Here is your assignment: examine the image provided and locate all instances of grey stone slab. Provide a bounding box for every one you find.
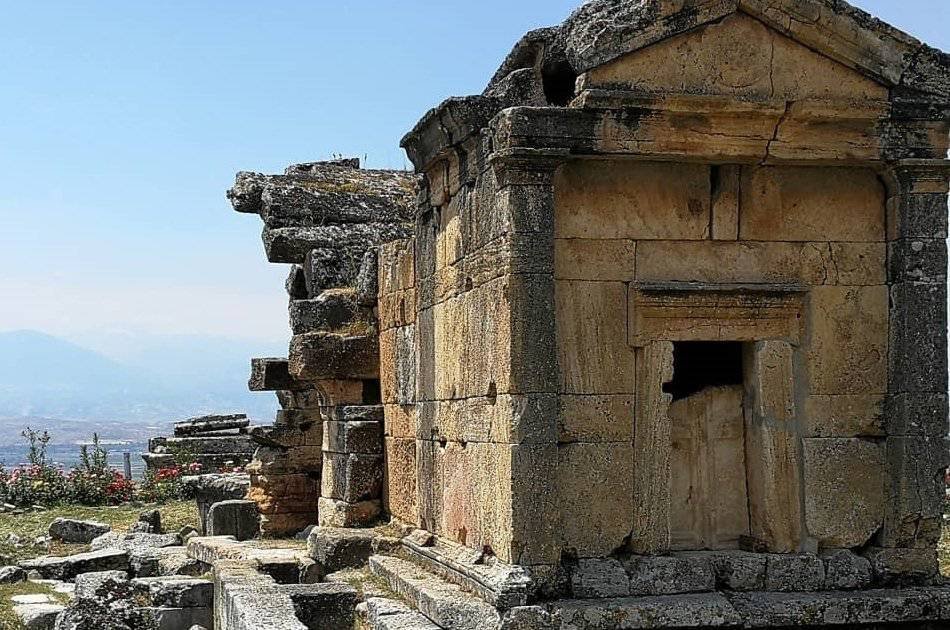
[13,602,64,630]
[552,593,740,629]
[174,414,249,436]
[366,597,441,630]
[881,435,948,549]
[623,555,716,596]
[307,527,398,573]
[570,558,629,599]
[888,238,948,283]
[290,292,364,335]
[678,551,767,592]
[20,548,129,581]
[90,531,180,553]
[323,420,383,455]
[74,570,128,600]
[821,549,872,590]
[48,518,111,544]
[885,392,950,436]
[141,606,213,630]
[207,500,259,541]
[0,565,26,584]
[248,357,311,392]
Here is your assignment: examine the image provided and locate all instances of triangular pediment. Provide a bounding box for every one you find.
[583,12,888,101]
[562,0,950,100]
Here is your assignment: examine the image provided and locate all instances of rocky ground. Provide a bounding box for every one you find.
[0,501,197,629]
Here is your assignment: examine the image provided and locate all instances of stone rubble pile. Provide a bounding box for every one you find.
[143,414,256,472]
[231,158,415,537]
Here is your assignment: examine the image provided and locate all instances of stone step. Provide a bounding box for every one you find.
[400,530,530,609]
[550,587,950,629]
[369,554,501,630]
[366,597,441,630]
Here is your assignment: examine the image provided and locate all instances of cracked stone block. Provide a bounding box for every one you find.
[623,555,715,596]
[822,549,872,590]
[570,558,629,599]
[764,554,825,592]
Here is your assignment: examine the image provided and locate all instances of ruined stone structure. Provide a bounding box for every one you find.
[232,159,414,536]
[143,414,256,472]
[230,1,950,627]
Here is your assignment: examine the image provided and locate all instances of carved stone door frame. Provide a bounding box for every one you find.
[628,282,806,554]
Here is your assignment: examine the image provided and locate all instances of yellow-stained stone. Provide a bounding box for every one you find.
[804,438,885,548]
[803,395,885,437]
[554,239,636,281]
[557,442,636,558]
[586,13,888,102]
[554,161,710,240]
[558,394,634,443]
[739,166,885,242]
[556,280,635,394]
[808,286,888,395]
[384,437,418,525]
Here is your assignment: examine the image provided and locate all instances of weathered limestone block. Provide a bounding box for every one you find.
[317,497,381,528]
[289,290,366,335]
[379,239,415,293]
[416,393,556,445]
[885,392,949,436]
[259,513,317,537]
[379,325,416,405]
[881,436,949,548]
[306,527,399,573]
[630,341,673,555]
[803,395,884,437]
[764,554,825,592]
[317,379,368,406]
[323,420,382,455]
[207,500,259,541]
[277,388,322,410]
[863,547,939,585]
[19,549,129,581]
[555,280,634,394]
[384,437,418,524]
[623,555,716,596]
[321,452,383,503]
[49,518,111,544]
[739,166,885,241]
[558,394,633,443]
[554,161,710,240]
[887,192,949,240]
[248,357,310,392]
[803,438,884,549]
[745,341,801,553]
[174,414,249,436]
[808,285,888,395]
[889,281,948,394]
[556,442,634,558]
[289,332,379,381]
[570,558,629,599]
[554,239,635,281]
[182,473,250,535]
[246,472,321,514]
[552,593,740,629]
[822,549,872,590]
[678,551,767,592]
[384,403,416,439]
[583,13,888,103]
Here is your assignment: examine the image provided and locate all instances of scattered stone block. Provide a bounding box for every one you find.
[20,548,129,581]
[13,602,64,630]
[181,473,250,535]
[90,532,180,553]
[74,570,128,600]
[623,555,715,596]
[283,583,358,630]
[570,558,629,599]
[130,509,162,534]
[306,527,399,573]
[0,565,26,584]
[764,554,825,592]
[207,500,259,541]
[48,518,111,544]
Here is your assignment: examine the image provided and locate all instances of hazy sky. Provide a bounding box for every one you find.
[1,1,947,342]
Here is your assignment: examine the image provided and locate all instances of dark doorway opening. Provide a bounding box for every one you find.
[663,341,743,401]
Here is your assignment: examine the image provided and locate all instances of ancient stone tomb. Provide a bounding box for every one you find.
[233,0,950,617]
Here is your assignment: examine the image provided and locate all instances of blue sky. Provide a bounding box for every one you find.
[1,1,947,343]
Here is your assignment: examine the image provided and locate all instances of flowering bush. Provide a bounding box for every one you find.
[0,428,239,509]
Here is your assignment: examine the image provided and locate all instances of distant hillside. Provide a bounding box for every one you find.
[0,330,282,431]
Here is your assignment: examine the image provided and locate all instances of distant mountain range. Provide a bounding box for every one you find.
[0,330,283,442]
